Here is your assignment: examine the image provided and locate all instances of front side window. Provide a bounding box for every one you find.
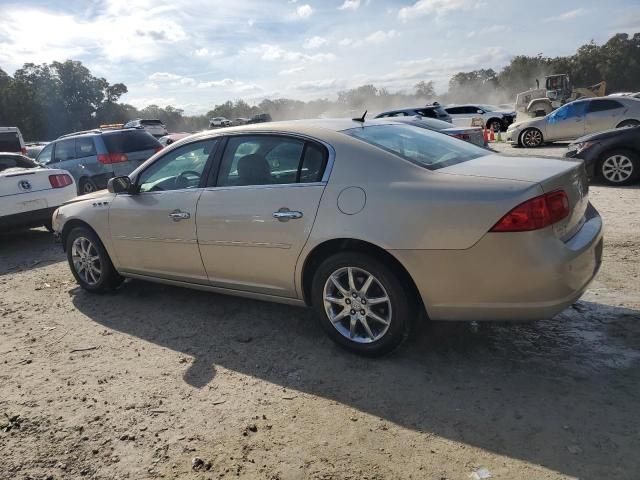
[53,139,76,162]
[37,143,54,164]
[217,135,326,187]
[137,139,217,193]
[344,124,489,170]
[446,107,463,115]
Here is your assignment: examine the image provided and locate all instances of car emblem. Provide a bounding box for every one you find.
[18,180,31,191]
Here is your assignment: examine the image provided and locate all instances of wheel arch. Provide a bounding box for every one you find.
[60,219,101,252]
[615,119,640,128]
[595,147,640,179]
[300,238,423,312]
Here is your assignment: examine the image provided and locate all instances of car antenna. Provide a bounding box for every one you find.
[352,110,367,123]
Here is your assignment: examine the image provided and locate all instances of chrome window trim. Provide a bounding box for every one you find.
[152,130,337,185]
[202,182,326,193]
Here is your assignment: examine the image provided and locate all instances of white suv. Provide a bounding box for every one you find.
[445,104,517,132]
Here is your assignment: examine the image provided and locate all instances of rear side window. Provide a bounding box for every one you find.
[445,107,463,114]
[76,137,96,157]
[216,135,328,187]
[54,139,76,161]
[102,131,161,153]
[141,120,163,125]
[587,100,623,113]
[344,124,489,170]
[0,132,21,152]
[416,108,436,118]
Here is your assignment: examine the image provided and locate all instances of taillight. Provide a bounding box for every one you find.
[49,174,73,188]
[98,153,129,164]
[21,147,28,155]
[452,133,471,141]
[154,146,163,153]
[490,190,570,232]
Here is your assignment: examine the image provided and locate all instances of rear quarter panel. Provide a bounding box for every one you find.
[302,130,543,253]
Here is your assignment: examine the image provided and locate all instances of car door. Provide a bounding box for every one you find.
[50,138,81,181]
[196,134,329,298]
[585,99,625,134]
[545,101,587,140]
[108,139,219,282]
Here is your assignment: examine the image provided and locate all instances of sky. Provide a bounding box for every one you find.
[0,0,638,114]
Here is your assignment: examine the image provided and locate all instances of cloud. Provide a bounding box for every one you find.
[303,36,329,49]
[398,0,486,22]
[149,72,183,81]
[544,9,586,22]
[194,47,223,57]
[340,30,399,47]
[279,66,306,75]
[197,79,261,92]
[296,78,346,91]
[467,25,511,38]
[251,44,336,63]
[295,4,313,19]
[338,0,361,11]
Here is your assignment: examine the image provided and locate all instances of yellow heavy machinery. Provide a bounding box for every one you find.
[515,74,606,117]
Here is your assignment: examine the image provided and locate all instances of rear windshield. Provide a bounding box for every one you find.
[140,120,163,125]
[0,155,38,172]
[343,124,489,170]
[0,132,21,152]
[102,130,161,153]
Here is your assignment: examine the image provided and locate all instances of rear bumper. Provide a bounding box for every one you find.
[392,205,603,321]
[0,206,57,231]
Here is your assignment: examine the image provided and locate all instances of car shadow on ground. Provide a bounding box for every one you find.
[71,279,640,479]
[0,228,64,276]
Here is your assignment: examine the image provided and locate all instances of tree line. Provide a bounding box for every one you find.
[0,33,638,141]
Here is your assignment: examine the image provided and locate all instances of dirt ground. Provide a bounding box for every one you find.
[1,144,639,480]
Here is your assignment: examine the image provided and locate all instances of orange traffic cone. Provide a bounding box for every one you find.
[483,127,489,144]
[489,126,495,142]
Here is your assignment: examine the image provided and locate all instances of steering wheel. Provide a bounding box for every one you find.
[175,170,201,189]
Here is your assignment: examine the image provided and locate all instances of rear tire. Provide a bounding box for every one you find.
[597,149,640,186]
[616,120,640,128]
[519,128,544,148]
[79,178,97,195]
[311,252,415,356]
[66,226,123,292]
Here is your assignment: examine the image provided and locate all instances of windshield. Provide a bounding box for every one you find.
[0,132,21,151]
[344,124,489,170]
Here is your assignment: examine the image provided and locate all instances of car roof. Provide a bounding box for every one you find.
[57,127,146,140]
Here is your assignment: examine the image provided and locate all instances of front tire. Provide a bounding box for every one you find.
[598,149,640,186]
[519,128,544,148]
[66,227,123,292]
[311,252,415,356]
[487,118,504,133]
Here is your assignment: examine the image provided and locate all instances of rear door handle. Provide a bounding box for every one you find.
[169,210,191,221]
[273,208,303,222]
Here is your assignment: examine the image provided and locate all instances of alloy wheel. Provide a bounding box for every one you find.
[522,129,542,147]
[71,237,102,285]
[323,266,392,344]
[82,181,95,194]
[602,154,634,183]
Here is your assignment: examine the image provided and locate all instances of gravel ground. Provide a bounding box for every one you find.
[1,145,639,480]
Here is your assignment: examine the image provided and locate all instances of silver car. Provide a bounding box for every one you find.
[52,119,603,356]
[507,97,640,148]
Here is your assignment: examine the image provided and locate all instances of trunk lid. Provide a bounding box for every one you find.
[0,167,56,197]
[440,154,589,241]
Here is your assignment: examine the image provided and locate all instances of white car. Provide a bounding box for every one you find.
[1,153,76,232]
[445,104,517,132]
[209,117,232,128]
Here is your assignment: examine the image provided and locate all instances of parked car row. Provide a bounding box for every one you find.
[375,103,517,133]
[209,113,273,129]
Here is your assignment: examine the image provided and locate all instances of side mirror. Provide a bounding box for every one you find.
[107,176,133,194]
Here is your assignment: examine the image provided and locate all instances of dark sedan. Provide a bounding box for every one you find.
[565,126,640,186]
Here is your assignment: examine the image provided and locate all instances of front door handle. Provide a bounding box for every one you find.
[273,208,303,222]
[169,210,191,221]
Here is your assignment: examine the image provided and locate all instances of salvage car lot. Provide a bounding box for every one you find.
[1,149,639,479]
